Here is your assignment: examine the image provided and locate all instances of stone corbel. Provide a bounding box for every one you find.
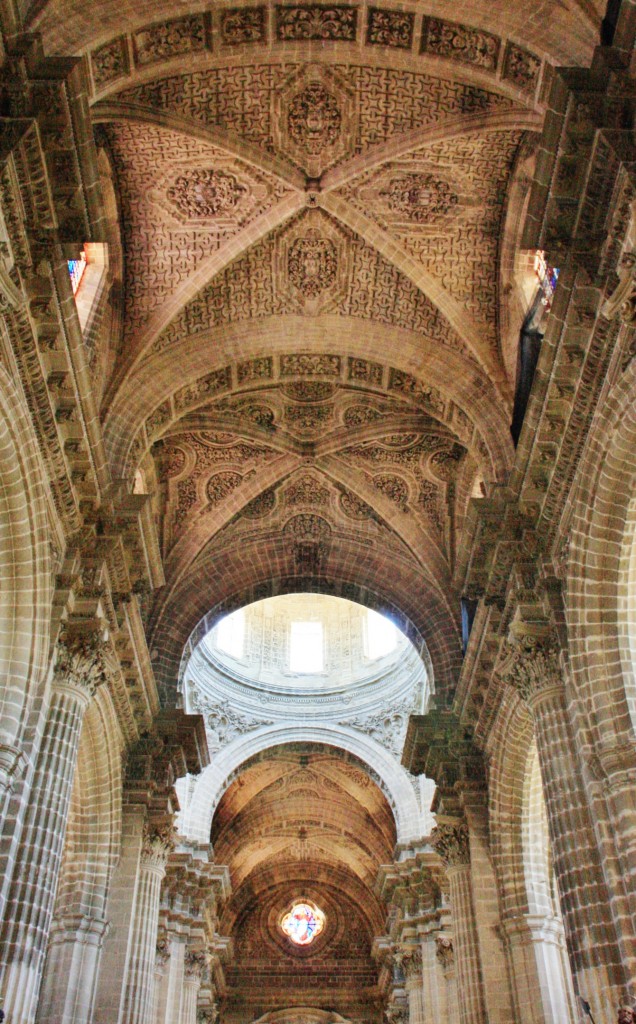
[603,251,636,324]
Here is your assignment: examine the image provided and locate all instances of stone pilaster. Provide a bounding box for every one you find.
[181,952,207,1024]
[430,821,487,1024]
[395,945,423,1024]
[37,914,110,1024]
[501,629,628,1018]
[154,928,187,1024]
[0,626,110,1024]
[501,913,576,1024]
[119,824,174,1024]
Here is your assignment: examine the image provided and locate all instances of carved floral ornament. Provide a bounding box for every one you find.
[435,935,454,969]
[54,627,113,697]
[288,232,338,298]
[166,168,248,220]
[141,822,176,867]
[497,630,563,705]
[380,173,459,222]
[287,83,342,155]
[429,821,470,867]
[394,945,423,978]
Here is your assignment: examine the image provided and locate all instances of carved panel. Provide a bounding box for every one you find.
[274,5,357,41]
[91,37,128,87]
[421,17,500,70]
[133,15,208,66]
[367,8,414,49]
[221,7,267,44]
[273,65,356,176]
[502,42,542,94]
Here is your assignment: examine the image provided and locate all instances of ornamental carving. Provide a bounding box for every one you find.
[221,7,266,44]
[394,945,423,978]
[275,4,357,40]
[284,513,332,541]
[339,490,375,520]
[421,17,500,70]
[166,169,247,220]
[281,353,341,377]
[288,233,338,297]
[503,42,542,93]
[429,822,470,866]
[91,37,127,86]
[242,489,277,519]
[133,15,207,65]
[284,475,331,506]
[287,84,342,155]
[156,935,171,967]
[206,471,243,506]
[141,823,175,867]
[191,693,274,750]
[184,951,207,978]
[435,935,454,970]
[54,628,112,697]
[373,475,409,510]
[367,8,414,49]
[498,632,563,705]
[283,381,336,402]
[381,174,458,222]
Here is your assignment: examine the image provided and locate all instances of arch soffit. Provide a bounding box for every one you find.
[151,552,460,706]
[104,322,515,484]
[566,359,636,739]
[0,356,53,746]
[183,726,423,846]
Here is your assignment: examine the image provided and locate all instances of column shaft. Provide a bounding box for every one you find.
[36,913,109,1024]
[0,678,91,1022]
[119,839,168,1024]
[447,864,488,1024]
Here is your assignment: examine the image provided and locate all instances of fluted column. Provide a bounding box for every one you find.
[501,631,628,1018]
[0,627,109,1023]
[396,946,424,1024]
[37,913,109,1024]
[181,952,206,1024]
[430,822,487,1024]
[502,913,575,1024]
[154,929,187,1024]
[120,825,173,1024]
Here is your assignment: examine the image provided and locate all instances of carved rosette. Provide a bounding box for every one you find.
[499,632,563,706]
[435,935,454,971]
[429,822,470,868]
[54,627,112,700]
[141,823,175,869]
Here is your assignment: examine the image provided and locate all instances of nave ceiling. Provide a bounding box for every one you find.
[4,0,604,713]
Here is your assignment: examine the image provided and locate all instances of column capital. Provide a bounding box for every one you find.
[184,950,207,980]
[429,821,470,868]
[498,628,563,706]
[141,823,175,870]
[435,934,454,972]
[394,944,422,979]
[54,624,113,700]
[197,1007,219,1024]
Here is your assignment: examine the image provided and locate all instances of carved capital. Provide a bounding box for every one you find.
[155,934,171,968]
[385,1004,408,1024]
[184,950,207,980]
[394,944,422,979]
[197,1008,218,1024]
[499,631,562,705]
[429,822,470,867]
[141,822,175,869]
[435,934,454,970]
[54,626,112,699]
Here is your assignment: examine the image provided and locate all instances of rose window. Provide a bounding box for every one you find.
[280,902,325,946]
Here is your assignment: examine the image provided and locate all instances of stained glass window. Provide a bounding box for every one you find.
[67,249,87,295]
[280,902,325,946]
[534,250,559,310]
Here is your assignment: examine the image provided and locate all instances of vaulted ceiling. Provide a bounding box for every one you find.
[212,743,396,1017]
[27,1,603,707]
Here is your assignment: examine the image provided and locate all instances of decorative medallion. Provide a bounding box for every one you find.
[167,169,247,220]
[273,66,355,176]
[280,901,326,945]
[381,173,458,222]
[287,83,342,155]
[288,231,338,297]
